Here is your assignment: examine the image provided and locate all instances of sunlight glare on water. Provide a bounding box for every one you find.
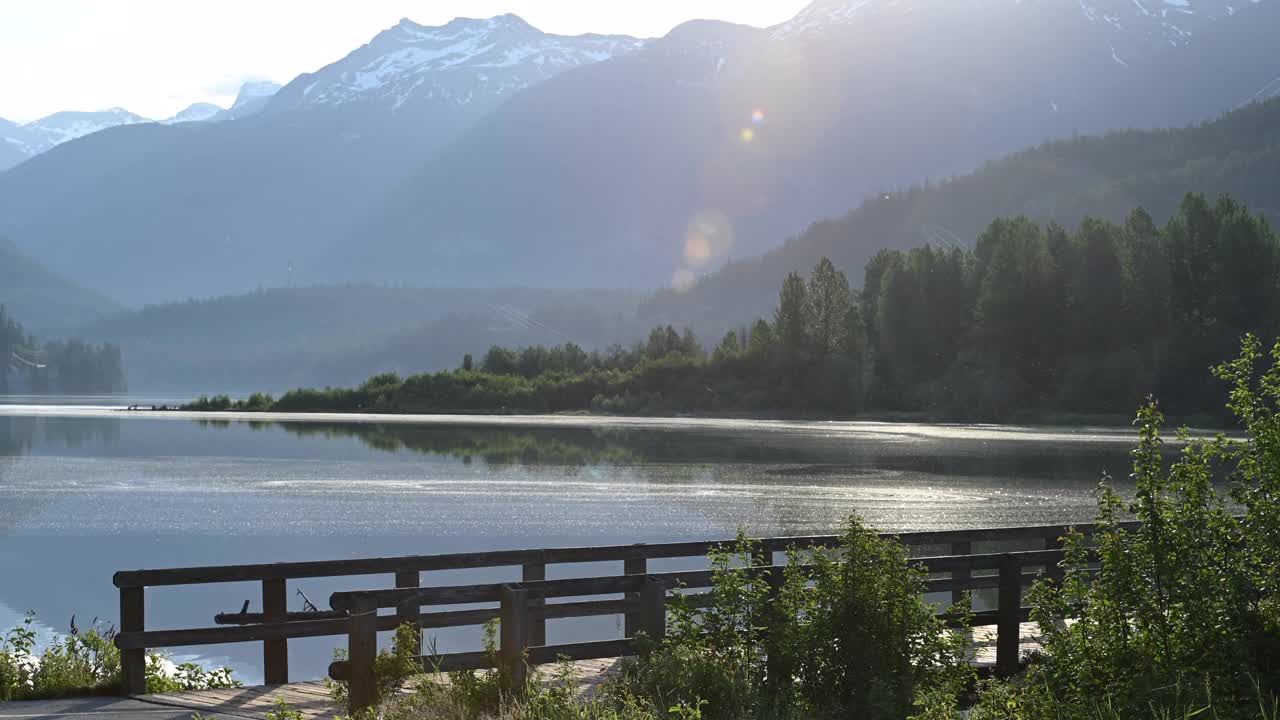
[0,404,1172,683]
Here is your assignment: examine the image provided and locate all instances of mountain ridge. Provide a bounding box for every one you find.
[0,237,122,336]
[2,2,1276,302]
[0,80,282,170]
[635,95,1280,337]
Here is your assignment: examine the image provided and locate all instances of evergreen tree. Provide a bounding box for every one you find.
[775,272,810,378]
[805,258,852,361]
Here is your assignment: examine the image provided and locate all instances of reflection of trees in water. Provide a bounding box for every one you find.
[257,420,1153,485]
[255,421,1156,534]
[0,416,122,454]
[269,422,645,469]
[0,415,121,536]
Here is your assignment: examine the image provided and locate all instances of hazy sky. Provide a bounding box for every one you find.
[0,1,811,123]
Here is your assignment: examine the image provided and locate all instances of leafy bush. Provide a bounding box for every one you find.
[618,522,971,720]
[0,613,239,701]
[935,336,1280,719]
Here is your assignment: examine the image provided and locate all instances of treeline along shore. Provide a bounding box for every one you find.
[0,305,126,395]
[188,193,1278,423]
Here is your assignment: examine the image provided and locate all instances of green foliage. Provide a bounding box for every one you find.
[264,697,305,720]
[0,305,126,395]
[193,196,1280,422]
[927,336,1280,719]
[0,613,237,701]
[0,614,37,701]
[646,97,1280,347]
[617,520,971,720]
[330,523,965,720]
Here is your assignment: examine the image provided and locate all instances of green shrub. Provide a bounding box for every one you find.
[949,336,1280,719]
[618,522,971,720]
[0,613,238,701]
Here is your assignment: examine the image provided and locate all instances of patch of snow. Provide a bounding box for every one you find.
[294,14,645,112]
[3,136,34,154]
[21,108,151,151]
[162,102,224,124]
[230,81,282,109]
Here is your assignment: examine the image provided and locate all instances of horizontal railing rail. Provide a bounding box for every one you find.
[328,549,1083,712]
[111,522,1119,696]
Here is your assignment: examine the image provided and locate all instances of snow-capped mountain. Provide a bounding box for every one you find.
[222,81,281,120]
[269,14,645,116]
[0,81,282,169]
[0,108,148,170]
[163,102,224,124]
[161,82,282,124]
[23,108,149,151]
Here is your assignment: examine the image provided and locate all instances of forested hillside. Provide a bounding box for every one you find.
[640,97,1280,336]
[74,286,642,391]
[0,306,126,395]
[204,193,1275,421]
[0,238,120,335]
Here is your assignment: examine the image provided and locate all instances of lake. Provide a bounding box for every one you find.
[0,400,1157,684]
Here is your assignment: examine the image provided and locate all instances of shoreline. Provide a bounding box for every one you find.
[0,403,1221,443]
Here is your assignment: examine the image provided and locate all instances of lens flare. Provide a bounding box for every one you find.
[683,210,734,269]
[685,233,713,264]
[752,109,765,125]
[740,128,755,143]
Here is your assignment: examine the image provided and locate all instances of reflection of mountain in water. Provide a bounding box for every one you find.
[0,415,121,535]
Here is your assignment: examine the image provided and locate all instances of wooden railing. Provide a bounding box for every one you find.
[112,522,1105,701]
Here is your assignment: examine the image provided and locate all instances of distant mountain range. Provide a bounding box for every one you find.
[1,0,1277,307]
[0,81,282,171]
[266,15,643,129]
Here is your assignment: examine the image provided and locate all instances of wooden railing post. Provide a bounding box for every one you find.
[640,576,666,641]
[950,541,972,608]
[262,578,289,685]
[395,570,422,656]
[623,556,646,637]
[119,585,146,696]
[522,562,546,647]
[347,596,379,715]
[996,554,1021,677]
[1044,534,1066,586]
[500,585,529,687]
[757,548,789,689]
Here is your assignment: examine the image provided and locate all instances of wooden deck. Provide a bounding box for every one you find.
[142,681,335,719]
[94,623,1043,720]
[128,657,625,719]
[94,523,1090,716]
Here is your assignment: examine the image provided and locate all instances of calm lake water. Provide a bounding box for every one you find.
[0,400,1160,684]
